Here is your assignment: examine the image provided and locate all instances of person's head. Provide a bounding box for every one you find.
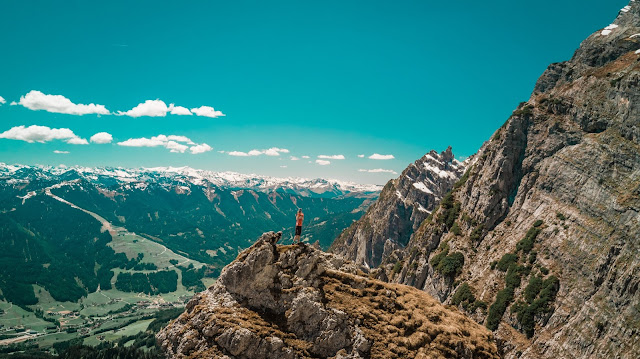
[298,208,302,214]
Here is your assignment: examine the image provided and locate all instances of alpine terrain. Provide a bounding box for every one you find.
[333,2,640,358]
[158,232,500,359]
[0,164,379,352]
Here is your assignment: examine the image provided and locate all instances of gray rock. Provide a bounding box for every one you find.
[157,232,500,359]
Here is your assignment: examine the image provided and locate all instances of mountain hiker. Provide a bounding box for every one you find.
[294,208,304,243]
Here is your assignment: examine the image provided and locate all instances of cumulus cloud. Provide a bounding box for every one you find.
[118,99,169,117]
[90,132,113,144]
[290,156,300,161]
[168,104,192,116]
[120,102,224,118]
[369,153,395,160]
[228,151,250,156]
[358,168,398,174]
[0,125,88,144]
[165,135,195,144]
[280,165,287,168]
[166,141,189,153]
[189,143,213,154]
[226,147,289,157]
[316,159,331,166]
[318,154,345,160]
[264,147,289,156]
[117,134,207,154]
[53,150,69,154]
[301,156,310,159]
[66,137,89,145]
[17,90,110,115]
[0,96,5,105]
[358,154,365,158]
[191,106,225,118]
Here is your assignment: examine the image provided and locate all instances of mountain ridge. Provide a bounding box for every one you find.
[333,1,640,358]
[0,163,382,199]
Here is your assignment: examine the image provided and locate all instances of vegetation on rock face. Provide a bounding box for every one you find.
[516,226,542,254]
[452,282,487,313]
[437,192,462,230]
[486,223,559,336]
[497,253,518,272]
[430,243,465,278]
[511,275,560,338]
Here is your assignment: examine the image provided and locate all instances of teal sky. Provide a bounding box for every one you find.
[0,0,630,184]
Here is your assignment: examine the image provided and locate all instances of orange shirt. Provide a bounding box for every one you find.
[296,212,304,226]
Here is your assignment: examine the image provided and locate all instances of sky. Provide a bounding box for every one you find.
[0,0,630,184]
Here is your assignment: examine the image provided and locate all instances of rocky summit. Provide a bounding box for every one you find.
[331,147,466,269]
[335,2,640,358]
[157,232,500,359]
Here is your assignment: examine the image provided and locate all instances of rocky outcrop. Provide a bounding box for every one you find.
[336,2,640,358]
[157,232,499,359]
[330,147,465,268]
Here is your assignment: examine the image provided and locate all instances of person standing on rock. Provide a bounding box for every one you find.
[294,208,304,243]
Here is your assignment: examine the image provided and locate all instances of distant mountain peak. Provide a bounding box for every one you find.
[0,163,382,198]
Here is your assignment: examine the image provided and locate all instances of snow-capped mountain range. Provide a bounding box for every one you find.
[0,163,382,198]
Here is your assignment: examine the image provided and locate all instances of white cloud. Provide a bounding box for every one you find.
[10,101,17,106]
[358,168,398,174]
[53,150,69,154]
[66,137,89,145]
[290,156,300,161]
[369,153,395,160]
[0,96,5,105]
[0,125,88,144]
[316,159,331,166]
[280,165,287,168]
[118,99,169,118]
[118,137,165,148]
[302,155,310,159]
[191,106,225,118]
[264,147,289,156]
[117,134,206,154]
[228,151,249,156]
[17,90,110,115]
[168,104,192,116]
[358,154,365,158]
[190,143,213,154]
[318,154,345,160]
[166,141,189,153]
[90,132,113,144]
[165,135,195,144]
[227,147,289,157]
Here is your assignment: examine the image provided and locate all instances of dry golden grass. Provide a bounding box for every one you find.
[322,270,499,359]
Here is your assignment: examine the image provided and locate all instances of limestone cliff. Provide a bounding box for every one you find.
[330,147,465,269]
[337,2,640,358]
[157,232,499,359]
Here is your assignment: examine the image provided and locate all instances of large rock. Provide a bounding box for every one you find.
[157,231,500,359]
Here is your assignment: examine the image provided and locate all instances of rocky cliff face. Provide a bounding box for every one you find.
[157,232,499,359]
[330,147,465,269]
[337,2,640,358]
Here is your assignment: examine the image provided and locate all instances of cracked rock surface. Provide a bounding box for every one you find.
[157,231,499,359]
